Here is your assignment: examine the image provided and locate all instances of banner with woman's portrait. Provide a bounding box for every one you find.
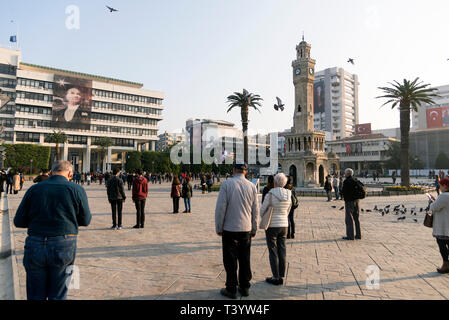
[52,75,92,130]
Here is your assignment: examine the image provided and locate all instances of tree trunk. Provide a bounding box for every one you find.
[241,106,249,165]
[56,145,60,161]
[399,104,411,187]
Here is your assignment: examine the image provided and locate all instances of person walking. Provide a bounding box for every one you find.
[392,171,397,184]
[324,175,333,202]
[99,173,104,185]
[13,171,21,194]
[106,168,126,230]
[341,168,362,241]
[127,172,134,190]
[132,169,148,229]
[429,178,449,273]
[435,175,441,196]
[171,177,182,214]
[6,171,13,195]
[181,176,193,213]
[13,160,91,300]
[259,173,291,286]
[200,174,207,194]
[215,163,259,299]
[262,175,274,203]
[333,175,340,200]
[284,176,298,239]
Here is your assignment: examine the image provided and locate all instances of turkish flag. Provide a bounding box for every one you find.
[427,108,443,128]
[346,144,351,155]
[355,123,372,135]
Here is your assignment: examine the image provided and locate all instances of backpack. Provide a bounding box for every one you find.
[353,179,366,200]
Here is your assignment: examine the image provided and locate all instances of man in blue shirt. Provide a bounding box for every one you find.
[14,160,92,300]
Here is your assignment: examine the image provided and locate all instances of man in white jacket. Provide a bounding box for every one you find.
[215,163,259,299]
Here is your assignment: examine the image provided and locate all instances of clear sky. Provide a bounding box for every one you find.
[1,0,449,135]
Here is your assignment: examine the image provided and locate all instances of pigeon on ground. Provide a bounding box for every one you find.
[366,210,372,213]
[398,217,406,221]
[413,219,418,223]
[374,205,378,211]
[339,207,345,210]
[331,206,337,209]
[361,209,364,213]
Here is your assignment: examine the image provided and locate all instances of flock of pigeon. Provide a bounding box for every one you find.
[331,203,430,223]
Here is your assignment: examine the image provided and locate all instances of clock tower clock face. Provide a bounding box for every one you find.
[295,68,301,75]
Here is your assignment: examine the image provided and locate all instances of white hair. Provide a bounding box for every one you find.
[345,168,354,176]
[51,160,73,173]
[274,173,288,188]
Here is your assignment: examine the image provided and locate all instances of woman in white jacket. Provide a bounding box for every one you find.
[260,173,292,285]
[430,178,449,273]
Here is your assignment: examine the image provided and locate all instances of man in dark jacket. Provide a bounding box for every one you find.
[33,169,50,183]
[132,169,148,229]
[341,168,361,241]
[106,168,126,230]
[127,172,134,190]
[14,160,91,300]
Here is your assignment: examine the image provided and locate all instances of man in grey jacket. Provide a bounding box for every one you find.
[215,163,259,299]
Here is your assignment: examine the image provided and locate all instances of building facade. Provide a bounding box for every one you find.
[410,127,449,169]
[156,131,185,152]
[0,47,163,172]
[313,67,359,140]
[279,39,339,187]
[327,133,398,174]
[412,84,449,130]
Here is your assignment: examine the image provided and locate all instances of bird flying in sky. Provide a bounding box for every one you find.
[106,6,118,12]
[274,97,285,111]
[347,58,355,65]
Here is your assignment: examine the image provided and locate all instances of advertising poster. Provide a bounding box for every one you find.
[314,80,325,114]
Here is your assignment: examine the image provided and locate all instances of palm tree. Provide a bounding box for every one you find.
[46,130,68,161]
[94,137,113,172]
[377,78,439,187]
[226,89,263,165]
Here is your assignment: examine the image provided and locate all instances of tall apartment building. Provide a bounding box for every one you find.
[156,131,185,152]
[0,47,164,172]
[313,67,359,140]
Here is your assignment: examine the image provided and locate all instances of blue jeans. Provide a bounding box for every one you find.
[334,186,339,200]
[23,235,77,300]
[184,197,191,211]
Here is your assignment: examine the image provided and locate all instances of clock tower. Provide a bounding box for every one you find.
[292,39,316,133]
[279,38,339,187]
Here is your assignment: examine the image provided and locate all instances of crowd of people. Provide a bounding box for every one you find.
[10,159,449,300]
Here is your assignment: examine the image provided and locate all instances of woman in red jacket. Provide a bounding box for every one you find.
[171,177,182,214]
[132,169,148,228]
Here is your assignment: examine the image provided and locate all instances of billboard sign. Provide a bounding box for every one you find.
[314,80,325,114]
[52,75,92,130]
[346,142,363,155]
[355,123,372,135]
[426,106,449,129]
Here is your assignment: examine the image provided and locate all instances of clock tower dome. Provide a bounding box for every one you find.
[292,38,316,133]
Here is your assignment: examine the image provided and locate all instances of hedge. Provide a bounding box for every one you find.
[3,143,51,174]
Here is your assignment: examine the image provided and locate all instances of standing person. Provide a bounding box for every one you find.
[99,173,103,185]
[13,160,91,300]
[106,168,126,230]
[104,172,111,187]
[333,175,340,200]
[435,175,441,196]
[171,177,182,214]
[262,175,275,203]
[259,173,291,286]
[206,174,213,193]
[13,171,21,194]
[392,171,397,184]
[341,168,362,241]
[6,171,13,194]
[0,170,5,195]
[181,176,193,213]
[429,178,449,273]
[200,174,207,194]
[324,175,333,202]
[86,173,91,186]
[338,176,344,200]
[132,169,148,229]
[33,169,51,183]
[215,163,259,299]
[127,172,134,190]
[20,172,25,190]
[284,177,298,239]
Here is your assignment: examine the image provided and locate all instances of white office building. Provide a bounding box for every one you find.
[313,67,359,140]
[412,84,449,130]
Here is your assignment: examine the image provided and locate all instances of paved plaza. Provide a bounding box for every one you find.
[5,181,449,300]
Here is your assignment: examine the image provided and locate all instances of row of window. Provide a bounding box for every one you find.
[0,64,16,76]
[92,137,135,147]
[92,89,162,105]
[90,124,156,136]
[16,91,53,102]
[0,105,15,114]
[0,77,17,89]
[17,78,54,90]
[1,131,13,141]
[91,112,158,126]
[15,104,52,115]
[92,101,162,116]
[16,132,40,143]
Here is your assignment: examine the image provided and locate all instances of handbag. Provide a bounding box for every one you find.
[259,193,274,230]
[423,212,433,228]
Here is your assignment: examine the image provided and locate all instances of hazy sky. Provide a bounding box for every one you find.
[1,0,449,135]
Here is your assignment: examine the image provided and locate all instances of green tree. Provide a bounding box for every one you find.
[377,78,439,186]
[125,151,141,173]
[45,130,68,161]
[384,141,424,170]
[3,144,50,174]
[435,152,449,169]
[94,137,114,171]
[226,89,263,165]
